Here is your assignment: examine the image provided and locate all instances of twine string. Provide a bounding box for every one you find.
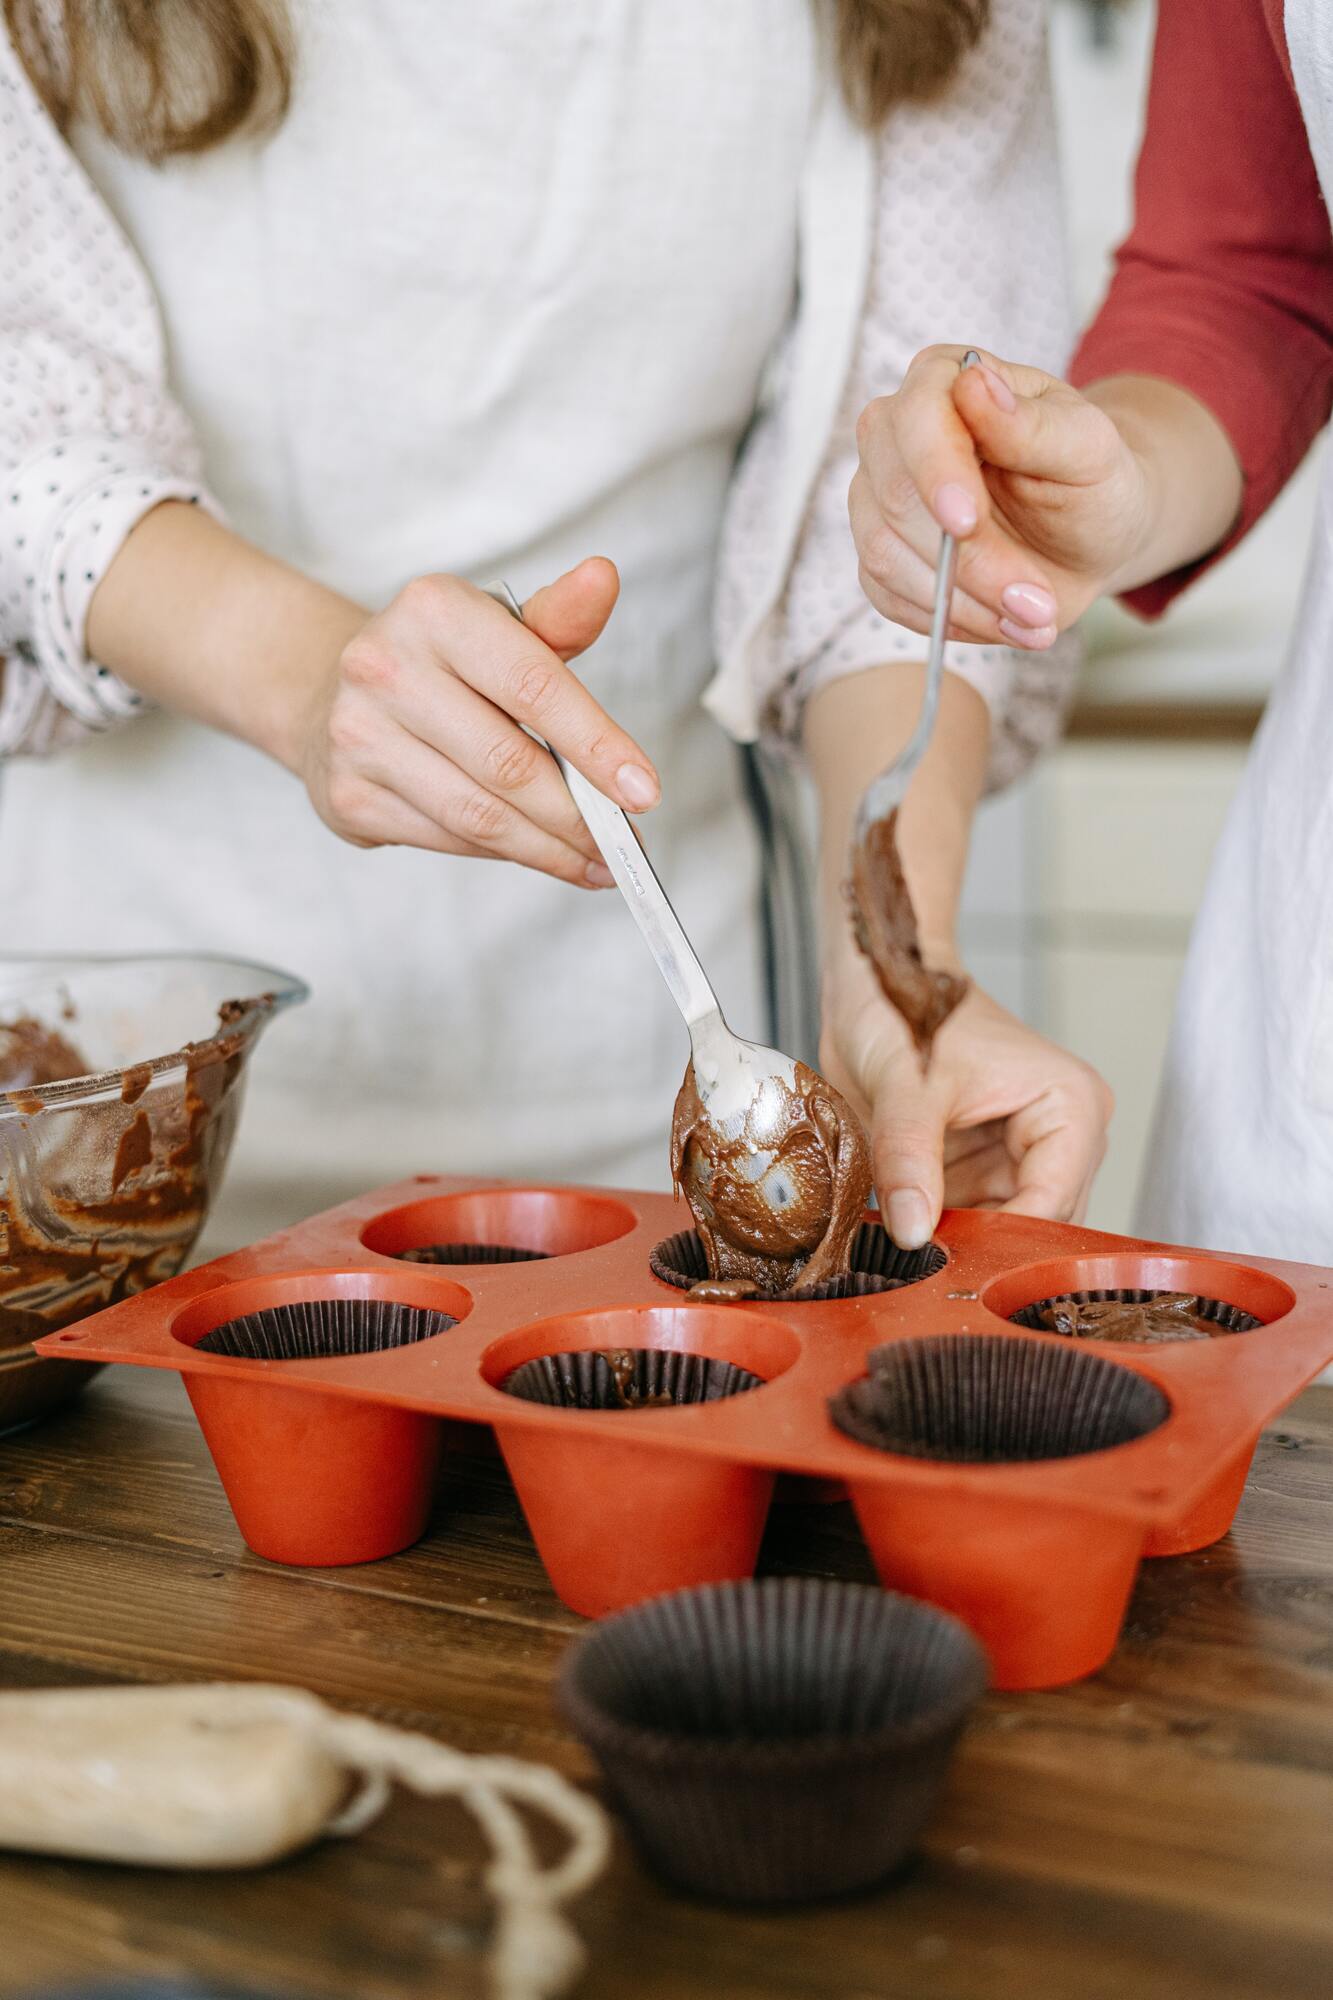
[310,1707,611,2000]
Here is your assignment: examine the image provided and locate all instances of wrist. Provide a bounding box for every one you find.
[820,876,963,983]
[260,594,367,776]
[1083,375,1243,595]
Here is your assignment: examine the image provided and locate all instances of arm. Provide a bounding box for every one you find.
[84,501,660,885]
[804,664,1110,1246]
[719,0,1076,788]
[0,31,660,882]
[850,0,1333,642]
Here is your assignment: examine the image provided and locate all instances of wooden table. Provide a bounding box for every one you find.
[2,1369,1331,2000]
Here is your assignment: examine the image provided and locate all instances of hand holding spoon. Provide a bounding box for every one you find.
[485,583,871,1291]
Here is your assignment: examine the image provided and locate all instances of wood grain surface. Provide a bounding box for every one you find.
[1,1368,1330,2000]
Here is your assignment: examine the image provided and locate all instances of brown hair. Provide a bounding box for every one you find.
[834,0,990,125]
[5,0,988,162]
[5,0,293,163]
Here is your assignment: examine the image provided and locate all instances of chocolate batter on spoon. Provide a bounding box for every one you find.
[848,810,968,1064]
[671,1055,872,1298]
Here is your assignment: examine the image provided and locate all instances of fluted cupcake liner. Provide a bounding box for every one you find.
[1008,1286,1259,1341]
[196,1298,455,1360]
[501,1346,762,1410]
[829,1333,1169,1463]
[558,1576,986,1902]
[397,1241,549,1266]
[649,1222,945,1302]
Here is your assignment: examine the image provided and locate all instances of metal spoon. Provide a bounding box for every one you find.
[854,347,981,842]
[485,581,802,1138]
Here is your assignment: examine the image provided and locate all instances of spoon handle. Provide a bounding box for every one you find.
[484,582,724,1036]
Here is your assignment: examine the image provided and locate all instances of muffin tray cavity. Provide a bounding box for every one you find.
[36,1179,1333,1689]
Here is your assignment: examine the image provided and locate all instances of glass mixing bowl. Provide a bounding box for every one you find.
[0,954,307,1431]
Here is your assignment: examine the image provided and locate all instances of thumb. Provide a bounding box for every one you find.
[954,364,1120,487]
[870,1062,947,1250]
[522,556,620,662]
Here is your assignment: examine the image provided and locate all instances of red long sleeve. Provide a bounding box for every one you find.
[1069,0,1333,618]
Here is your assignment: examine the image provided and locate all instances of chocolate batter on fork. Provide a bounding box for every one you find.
[848,810,968,1063]
[670,1055,872,1298]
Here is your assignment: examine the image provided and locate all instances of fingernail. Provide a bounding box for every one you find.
[585,860,615,888]
[998,617,1057,650]
[979,364,1017,413]
[1001,581,1057,627]
[886,1189,932,1250]
[616,763,659,810]
[934,482,978,536]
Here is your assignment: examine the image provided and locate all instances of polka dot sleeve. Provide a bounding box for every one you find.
[0,29,222,757]
[716,0,1078,792]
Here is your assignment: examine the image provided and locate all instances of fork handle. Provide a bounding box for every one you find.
[482,582,723,1035]
[856,347,980,836]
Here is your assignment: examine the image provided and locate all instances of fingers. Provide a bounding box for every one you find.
[859,345,993,542]
[998,1078,1112,1225]
[328,722,610,887]
[521,557,620,662]
[405,574,661,813]
[390,666,606,865]
[954,364,1122,488]
[849,472,1009,643]
[868,1060,947,1251]
[851,347,1066,644]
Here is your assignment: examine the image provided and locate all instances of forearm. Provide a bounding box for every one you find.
[86,502,365,771]
[1084,375,1244,596]
[803,662,990,973]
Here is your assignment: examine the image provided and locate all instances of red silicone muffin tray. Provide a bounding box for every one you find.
[35,1176,1333,1690]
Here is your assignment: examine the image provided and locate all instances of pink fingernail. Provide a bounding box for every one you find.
[934,482,978,536]
[616,763,659,810]
[979,365,1017,413]
[585,860,615,888]
[1002,582,1057,627]
[886,1189,932,1250]
[999,617,1057,650]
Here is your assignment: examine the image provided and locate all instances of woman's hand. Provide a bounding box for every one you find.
[848,344,1239,651]
[821,941,1113,1248]
[298,555,660,886]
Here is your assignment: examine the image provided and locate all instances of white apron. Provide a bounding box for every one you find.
[0,2,815,1250]
[1139,0,1333,1260]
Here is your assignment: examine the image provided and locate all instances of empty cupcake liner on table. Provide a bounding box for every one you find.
[558,1577,987,1902]
[35,1175,1333,1688]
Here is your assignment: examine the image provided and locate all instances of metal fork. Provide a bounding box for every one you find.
[854,347,981,841]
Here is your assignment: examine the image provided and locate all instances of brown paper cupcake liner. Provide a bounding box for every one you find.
[557,1575,986,1902]
[196,1298,456,1360]
[501,1347,763,1410]
[397,1241,549,1266]
[1008,1286,1260,1341]
[649,1222,945,1302]
[829,1333,1169,1463]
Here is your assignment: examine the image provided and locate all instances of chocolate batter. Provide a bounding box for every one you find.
[847,810,968,1063]
[1,995,275,1345]
[596,1348,675,1409]
[1037,1293,1231,1344]
[0,1017,89,1091]
[670,1056,872,1298]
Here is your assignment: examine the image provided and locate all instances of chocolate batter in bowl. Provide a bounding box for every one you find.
[0,954,306,1431]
